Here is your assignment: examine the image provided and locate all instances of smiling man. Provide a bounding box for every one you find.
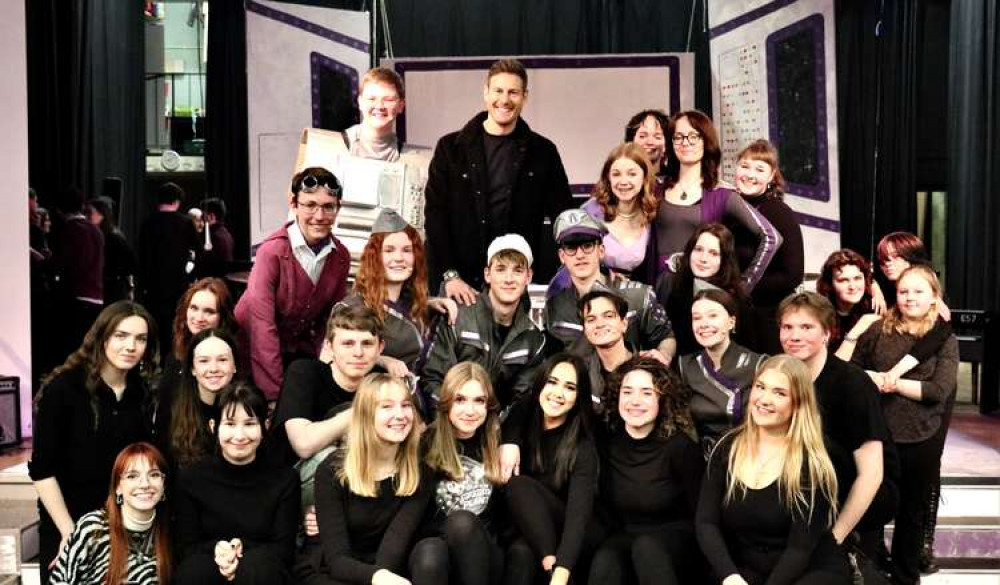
[578,289,634,411]
[544,209,675,365]
[235,167,350,401]
[424,58,573,302]
[421,233,546,417]
[340,67,405,161]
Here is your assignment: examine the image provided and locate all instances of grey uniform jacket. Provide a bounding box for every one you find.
[543,273,673,354]
[421,292,546,417]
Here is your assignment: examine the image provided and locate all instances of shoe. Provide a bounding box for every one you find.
[919,547,940,575]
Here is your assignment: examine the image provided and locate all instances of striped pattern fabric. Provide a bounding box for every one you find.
[50,510,159,585]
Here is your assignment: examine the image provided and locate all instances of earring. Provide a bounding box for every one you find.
[116,493,123,505]
[160,492,167,503]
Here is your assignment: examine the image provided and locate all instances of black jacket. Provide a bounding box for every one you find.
[424,112,573,290]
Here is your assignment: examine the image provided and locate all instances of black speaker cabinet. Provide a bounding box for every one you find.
[0,376,22,448]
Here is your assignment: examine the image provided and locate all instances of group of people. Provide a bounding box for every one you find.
[27,59,958,585]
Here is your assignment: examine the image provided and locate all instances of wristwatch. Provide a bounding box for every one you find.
[442,269,460,282]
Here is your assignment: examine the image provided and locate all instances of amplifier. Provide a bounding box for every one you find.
[0,377,21,449]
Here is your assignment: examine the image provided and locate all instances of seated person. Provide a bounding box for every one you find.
[271,304,385,466]
[544,209,674,364]
[421,234,546,418]
[235,167,350,400]
[173,383,300,584]
[678,289,766,454]
[336,209,456,378]
[577,290,636,412]
[696,356,850,585]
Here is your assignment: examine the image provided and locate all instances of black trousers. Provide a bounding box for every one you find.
[589,526,705,585]
[891,437,946,585]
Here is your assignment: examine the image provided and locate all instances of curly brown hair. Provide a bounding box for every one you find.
[353,224,430,333]
[591,143,658,224]
[604,356,697,441]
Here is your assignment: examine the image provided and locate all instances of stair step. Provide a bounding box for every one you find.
[940,480,1000,519]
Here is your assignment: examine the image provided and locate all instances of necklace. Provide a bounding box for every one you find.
[680,191,688,201]
[617,209,639,219]
[752,446,785,486]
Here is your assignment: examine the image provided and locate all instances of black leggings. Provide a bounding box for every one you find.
[505,475,605,580]
[409,511,504,585]
[589,527,702,585]
[891,438,945,585]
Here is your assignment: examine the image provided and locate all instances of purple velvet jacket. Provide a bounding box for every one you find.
[235,223,349,400]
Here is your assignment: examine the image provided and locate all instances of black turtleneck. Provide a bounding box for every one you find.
[600,428,704,532]
[173,454,300,565]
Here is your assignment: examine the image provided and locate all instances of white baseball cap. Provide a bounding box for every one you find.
[486,233,533,267]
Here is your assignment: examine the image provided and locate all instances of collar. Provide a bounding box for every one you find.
[287,220,331,253]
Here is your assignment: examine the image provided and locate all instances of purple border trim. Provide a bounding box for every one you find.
[246,0,370,52]
[766,13,830,202]
[795,211,839,233]
[709,0,799,39]
[310,52,360,128]
[391,55,681,145]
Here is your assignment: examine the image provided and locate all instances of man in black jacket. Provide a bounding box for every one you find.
[424,58,573,303]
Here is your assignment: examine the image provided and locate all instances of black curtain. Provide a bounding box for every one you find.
[25,0,146,240]
[835,0,921,261]
[206,0,251,258]
[947,0,1000,312]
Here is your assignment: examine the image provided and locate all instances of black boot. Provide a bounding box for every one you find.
[920,482,941,574]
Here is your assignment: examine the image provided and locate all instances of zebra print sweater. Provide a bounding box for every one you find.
[50,510,160,584]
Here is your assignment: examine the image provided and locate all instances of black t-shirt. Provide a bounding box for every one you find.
[483,132,517,240]
[813,355,900,502]
[270,358,357,465]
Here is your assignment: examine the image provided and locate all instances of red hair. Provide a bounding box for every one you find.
[172,278,235,361]
[591,142,658,223]
[105,442,172,585]
[354,225,430,332]
[876,231,929,266]
[736,139,786,197]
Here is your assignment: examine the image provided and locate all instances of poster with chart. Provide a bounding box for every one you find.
[709,0,840,276]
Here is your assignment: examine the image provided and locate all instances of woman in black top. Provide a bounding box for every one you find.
[30,301,158,582]
[173,382,300,583]
[816,249,878,352]
[155,278,236,419]
[51,442,172,585]
[410,361,510,585]
[696,355,849,585]
[87,196,138,304]
[656,223,749,356]
[730,140,804,354]
[505,353,602,585]
[590,356,705,585]
[314,373,432,585]
[155,328,237,468]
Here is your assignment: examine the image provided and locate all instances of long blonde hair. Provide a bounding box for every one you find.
[881,264,940,338]
[424,362,503,484]
[722,355,838,525]
[338,374,422,497]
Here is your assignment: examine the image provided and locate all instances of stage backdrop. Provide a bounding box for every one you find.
[383,54,695,196]
[708,0,841,276]
[245,0,369,245]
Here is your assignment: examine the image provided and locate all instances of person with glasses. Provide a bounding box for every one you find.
[425,59,574,305]
[339,67,406,162]
[235,167,350,401]
[50,442,173,585]
[543,209,675,364]
[655,110,782,293]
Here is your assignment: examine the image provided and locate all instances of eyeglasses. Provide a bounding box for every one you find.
[560,241,599,256]
[299,174,341,196]
[672,132,702,146]
[297,201,340,216]
[122,470,166,484]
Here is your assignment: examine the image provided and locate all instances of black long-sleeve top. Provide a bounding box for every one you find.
[731,195,804,307]
[696,438,846,585]
[315,458,433,584]
[173,455,300,566]
[599,429,704,533]
[29,368,150,519]
[522,423,599,570]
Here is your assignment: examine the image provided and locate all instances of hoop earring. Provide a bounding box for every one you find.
[116,493,123,505]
